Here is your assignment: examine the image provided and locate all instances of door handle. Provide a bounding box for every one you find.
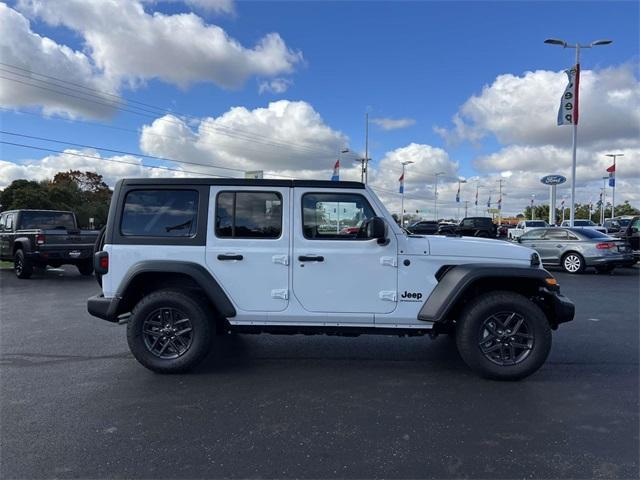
[556,245,563,248]
[217,254,243,261]
[298,255,324,262]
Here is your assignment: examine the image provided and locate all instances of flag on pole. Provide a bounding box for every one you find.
[557,64,580,126]
[598,190,603,207]
[497,196,502,211]
[607,163,615,187]
[456,182,460,203]
[399,173,405,194]
[475,187,478,206]
[561,198,565,209]
[487,194,491,208]
[331,159,340,181]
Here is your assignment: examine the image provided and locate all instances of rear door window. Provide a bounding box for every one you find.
[215,191,282,239]
[121,190,198,237]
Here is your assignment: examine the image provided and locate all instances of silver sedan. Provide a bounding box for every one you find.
[517,227,636,274]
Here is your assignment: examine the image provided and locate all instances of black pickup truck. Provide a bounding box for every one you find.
[0,209,99,279]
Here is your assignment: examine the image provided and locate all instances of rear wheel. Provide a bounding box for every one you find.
[14,249,33,279]
[77,260,94,276]
[562,252,585,274]
[127,289,213,373]
[456,291,552,380]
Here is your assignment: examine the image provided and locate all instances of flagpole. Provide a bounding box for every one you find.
[612,155,615,220]
[568,45,580,227]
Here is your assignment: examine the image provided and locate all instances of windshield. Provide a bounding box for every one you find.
[617,219,631,227]
[527,221,546,227]
[19,211,76,230]
[574,220,595,226]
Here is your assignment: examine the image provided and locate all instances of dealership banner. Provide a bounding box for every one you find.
[557,64,580,126]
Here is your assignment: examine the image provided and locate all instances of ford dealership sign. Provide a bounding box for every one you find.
[540,175,567,186]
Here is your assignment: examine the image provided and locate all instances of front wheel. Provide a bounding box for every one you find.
[456,291,552,380]
[127,289,213,373]
[562,252,585,274]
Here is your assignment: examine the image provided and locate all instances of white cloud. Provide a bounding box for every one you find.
[371,117,416,131]
[139,100,348,175]
[436,65,640,148]
[258,77,293,95]
[16,0,302,90]
[151,0,236,15]
[0,149,188,189]
[0,4,118,119]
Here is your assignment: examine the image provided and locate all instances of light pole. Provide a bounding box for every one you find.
[605,153,623,220]
[601,176,608,225]
[544,37,612,227]
[531,194,536,220]
[456,179,467,221]
[400,160,414,227]
[433,172,445,221]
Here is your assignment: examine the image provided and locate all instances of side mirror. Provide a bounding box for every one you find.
[365,217,388,245]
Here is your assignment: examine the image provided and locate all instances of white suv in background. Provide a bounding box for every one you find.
[509,220,549,240]
[560,219,607,234]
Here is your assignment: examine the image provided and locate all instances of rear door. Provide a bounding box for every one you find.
[205,187,290,312]
[291,188,398,315]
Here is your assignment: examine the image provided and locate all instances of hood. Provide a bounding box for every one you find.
[404,235,534,262]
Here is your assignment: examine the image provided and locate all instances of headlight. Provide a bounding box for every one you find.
[530,252,541,267]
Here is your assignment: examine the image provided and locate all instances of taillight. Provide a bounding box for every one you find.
[95,251,109,274]
[36,233,45,245]
[596,242,615,250]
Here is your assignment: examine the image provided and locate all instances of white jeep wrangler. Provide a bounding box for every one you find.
[88,179,574,380]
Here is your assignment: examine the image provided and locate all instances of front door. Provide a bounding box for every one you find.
[292,188,398,315]
[205,187,290,312]
[537,228,569,263]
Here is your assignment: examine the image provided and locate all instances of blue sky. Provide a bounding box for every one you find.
[1,0,639,215]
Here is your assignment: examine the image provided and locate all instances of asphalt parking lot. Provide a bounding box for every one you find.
[1,265,638,479]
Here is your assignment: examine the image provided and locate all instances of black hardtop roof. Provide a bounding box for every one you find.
[120,178,366,189]
[2,209,74,214]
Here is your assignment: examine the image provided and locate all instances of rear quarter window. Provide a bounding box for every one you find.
[121,190,198,237]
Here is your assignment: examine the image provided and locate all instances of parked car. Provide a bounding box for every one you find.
[611,216,639,260]
[0,209,99,278]
[517,227,635,274]
[603,216,634,234]
[560,219,607,234]
[508,220,548,240]
[407,220,439,235]
[498,224,515,238]
[88,178,574,380]
[437,217,497,238]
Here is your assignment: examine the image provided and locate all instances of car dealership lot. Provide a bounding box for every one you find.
[1,266,638,479]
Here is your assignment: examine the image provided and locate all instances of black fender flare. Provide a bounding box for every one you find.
[116,260,236,318]
[418,263,557,323]
[13,237,32,254]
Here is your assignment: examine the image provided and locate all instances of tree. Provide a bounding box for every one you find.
[0,171,112,228]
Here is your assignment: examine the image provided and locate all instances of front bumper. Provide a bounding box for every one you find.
[87,294,121,323]
[540,287,575,327]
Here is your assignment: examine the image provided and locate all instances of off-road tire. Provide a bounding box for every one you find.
[127,289,213,373]
[77,260,94,276]
[14,249,33,279]
[456,291,552,381]
[561,252,585,274]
